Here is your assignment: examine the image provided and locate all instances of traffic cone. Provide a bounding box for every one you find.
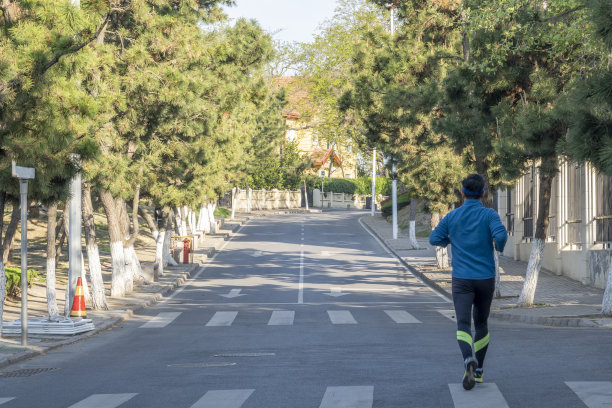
[70,277,87,318]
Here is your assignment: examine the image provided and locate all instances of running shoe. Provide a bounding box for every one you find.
[462,357,477,390]
[474,368,484,383]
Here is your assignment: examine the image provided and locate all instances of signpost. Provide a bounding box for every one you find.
[11,161,35,346]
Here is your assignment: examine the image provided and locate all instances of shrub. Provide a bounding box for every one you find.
[305,175,392,196]
[381,192,411,217]
[4,267,39,297]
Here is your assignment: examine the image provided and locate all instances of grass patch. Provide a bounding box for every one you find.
[4,266,41,297]
[214,207,231,218]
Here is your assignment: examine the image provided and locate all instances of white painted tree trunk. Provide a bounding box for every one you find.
[110,241,127,297]
[247,189,252,213]
[125,245,143,286]
[162,228,177,267]
[189,209,197,234]
[494,250,501,298]
[435,246,450,268]
[231,188,236,220]
[0,262,5,332]
[208,203,217,234]
[85,241,107,310]
[408,221,419,249]
[81,255,92,304]
[517,238,545,307]
[201,207,211,233]
[156,230,165,276]
[601,259,612,315]
[46,256,60,318]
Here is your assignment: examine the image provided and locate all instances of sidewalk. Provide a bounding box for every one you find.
[0,213,262,370]
[361,214,612,329]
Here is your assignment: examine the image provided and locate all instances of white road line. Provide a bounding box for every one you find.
[384,310,422,324]
[298,249,304,304]
[438,310,457,322]
[268,310,295,325]
[190,389,254,408]
[206,311,238,327]
[328,310,358,324]
[358,217,451,303]
[0,398,14,405]
[67,393,138,408]
[139,312,182,328]
[319,386,373,408]
[566,381,612,408]
[448,383,509,408]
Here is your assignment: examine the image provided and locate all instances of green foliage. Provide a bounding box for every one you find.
[381,192,411,217]
[4,267,39,297]
[304,175,391,196]
[249,141,311,190]
[214,207,231,218]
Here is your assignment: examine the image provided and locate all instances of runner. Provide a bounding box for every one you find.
[429,174,507,390]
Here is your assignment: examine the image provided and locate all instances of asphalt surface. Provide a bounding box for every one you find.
[0,211,611,408]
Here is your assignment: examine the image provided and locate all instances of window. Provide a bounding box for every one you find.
[566,163,583,245]
[596,172,612,244]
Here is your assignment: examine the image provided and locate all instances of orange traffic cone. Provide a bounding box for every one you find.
[70,277,87,318]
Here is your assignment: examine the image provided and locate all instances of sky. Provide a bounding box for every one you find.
[223,0,340,44]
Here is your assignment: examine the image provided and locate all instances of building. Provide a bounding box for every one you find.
[495,159,612,289]
[275,76,358,178]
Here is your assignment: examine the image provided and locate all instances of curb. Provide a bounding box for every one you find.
[358,216,600,329]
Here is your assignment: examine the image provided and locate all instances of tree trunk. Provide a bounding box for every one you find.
[431,212,450,268]
[139,207,158,241]
[0,191,7,332]
[208,203,217,233]
[187,207,195,235]
[2,202,20,265]
[82,182,108,310]
[200,205,211,233]
[163,209,178,267]
[117,199,134,292]
[1,0,22,25]
[517,164,555,307]
[408,198,419,249]
[55,201,69,265]
[46,202,60,318]
[100,190,127,297]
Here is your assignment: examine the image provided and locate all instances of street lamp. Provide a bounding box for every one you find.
[386,2,398,239]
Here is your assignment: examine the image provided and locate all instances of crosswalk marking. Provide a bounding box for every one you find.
[190,389,254,408]
[566,381,612,408]
[384,310,422,324]
[67,393,138,408]
[206,311,238,326]
[319,386,373,408]
[139,312,182,328]
[0,398,14,405]
[438,310,457,322]
[328,310,357,324]
[268,310,295,325]
[448,383,509,408]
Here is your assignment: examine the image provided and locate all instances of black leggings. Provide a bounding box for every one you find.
[452,277,495,368]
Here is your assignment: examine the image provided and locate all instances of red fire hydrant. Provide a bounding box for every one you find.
[183,238,191,264]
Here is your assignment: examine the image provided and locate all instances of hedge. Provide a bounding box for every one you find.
[304,176,392,196]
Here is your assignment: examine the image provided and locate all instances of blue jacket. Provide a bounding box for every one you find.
[429,199,508,280]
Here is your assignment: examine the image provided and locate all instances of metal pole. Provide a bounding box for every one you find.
[321,176,324,209]
[371,148,376,216]
[304,180,309,211]
[67,156,82,316]
[19,180,28,346]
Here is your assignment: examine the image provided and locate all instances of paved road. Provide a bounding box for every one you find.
[0,211,611,407]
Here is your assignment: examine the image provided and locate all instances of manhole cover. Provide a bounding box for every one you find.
[214,353,275,358]
[0,368,59,377]
[168,362,236,368]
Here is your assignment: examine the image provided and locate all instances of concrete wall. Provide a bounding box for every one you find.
[312,189,369,209]
[233,189,302,211]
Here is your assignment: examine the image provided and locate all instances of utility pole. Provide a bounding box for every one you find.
[11,162,35,346]
[66,154,82,316]
[388,3,398,239]
[371,149,376,216]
